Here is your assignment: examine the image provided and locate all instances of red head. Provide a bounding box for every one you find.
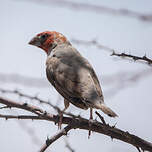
[28,31,68,53]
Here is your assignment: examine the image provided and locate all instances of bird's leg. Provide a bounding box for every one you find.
[90,108,93,120]
[88,108,93,138]
[58,99,69,129]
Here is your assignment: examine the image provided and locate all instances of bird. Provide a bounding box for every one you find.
[28,31,118,127]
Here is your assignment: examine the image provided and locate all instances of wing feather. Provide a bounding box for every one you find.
[46,45,104,109]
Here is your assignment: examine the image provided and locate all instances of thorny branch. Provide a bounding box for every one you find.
[104,69,152,98]
[95,111,106,125]
[39,125,73,152]
[0,88,77,118]
[111,52,152,65]
[29,0,152,22]
[65,139,75,152]
[72,39,152,66]
[0,73,49,88]
[0,88,80,119]
[0,69,151,101]
[0,88,60,111]
[72,39,114,53]
[17,121,41,146]
[1,70,149,88]
[0,97,152,152]
[0,114,44,120]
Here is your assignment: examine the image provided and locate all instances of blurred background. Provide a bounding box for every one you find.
[0,0,152,151]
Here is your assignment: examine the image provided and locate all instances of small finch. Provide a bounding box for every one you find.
[29,31,118,124]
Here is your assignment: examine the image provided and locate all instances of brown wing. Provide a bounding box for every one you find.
[46,45,104,109]
[46,56,88,109]
[84,59,104,101]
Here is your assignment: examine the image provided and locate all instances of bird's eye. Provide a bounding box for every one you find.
[39,34,48,44]
[41,34,47,40]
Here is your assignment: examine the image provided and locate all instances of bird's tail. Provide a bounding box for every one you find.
[95,103,118,117]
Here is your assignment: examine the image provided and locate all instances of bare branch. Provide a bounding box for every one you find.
[0,88,60,111]
[102,69,152,87]
[17,121,41,146]
[111,52,152,65]
[0,88,80,118]
[0,97,152,151]
[39,125,73,152]
[0,114,44,120]
[72,38,152,67]
[1,68,151,94]
[65,139,75,152]
[0,73,49,88]
[95,111,106,125]
[71,39,114,53]
[0,97,45,116]
[0,105,10,109]
[105,69,152,98]
[28,0,152,22]
[136,146,142,152]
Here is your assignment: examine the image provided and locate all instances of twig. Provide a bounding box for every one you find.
[72,39,152,66]
[104,69,152,98]
[95,111,106,125]
[136,146,141,152]
[0,88,56,110]
[111,52,152,65]
[0,114,44,120]
[39,125,73,152]
[0,105,10,109]
[0,88,79,118]
[0,73,49,88]
[72,39,114,53]
[0,97,152,151]
[29,0,152,22]
[65,139,75,152]
[17,121,41,146]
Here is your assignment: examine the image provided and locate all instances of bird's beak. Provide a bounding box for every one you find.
[28,37,41,47]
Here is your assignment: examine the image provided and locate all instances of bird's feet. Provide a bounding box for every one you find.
[88,118,94,138]
[88,108,93,138]
[58,112,63,129]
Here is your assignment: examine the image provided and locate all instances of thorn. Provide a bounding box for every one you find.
[136,146,141,152]
[54,120,57,125]
[112,122,117,128]
[121,53,126,57]
[95,111,106,125]
[43,111,47,115]
[91,39,97,44]
[46,136,50,146]
[143,53,147,57]
[78,114,81,118]
[23,103,28,106]
[14,89,18,94]
[133,57,138,61]
[54,115,59,125]
[111,51,115,56]
[143,55,147,60]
